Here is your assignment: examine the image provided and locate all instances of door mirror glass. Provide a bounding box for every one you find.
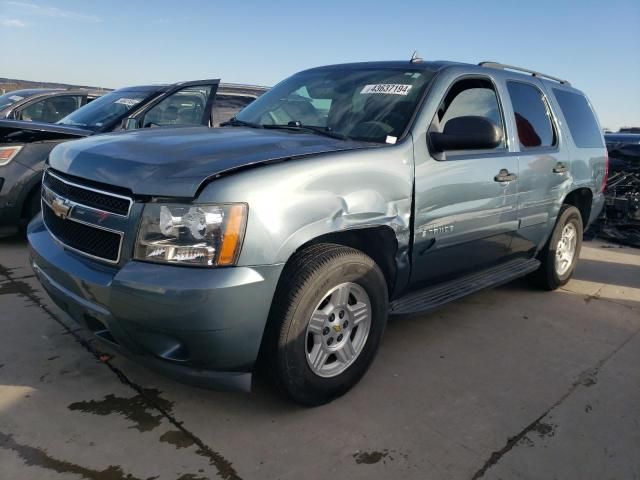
[429,116,503,152]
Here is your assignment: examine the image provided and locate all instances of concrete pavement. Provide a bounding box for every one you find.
[1,236,638,480]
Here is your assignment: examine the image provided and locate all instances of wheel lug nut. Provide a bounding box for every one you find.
[339,310,345,319]
[327,338,334,346]
[337,334,343,342]
[343,321,348,328]
[329,313,335,322]
[322,327,330,336]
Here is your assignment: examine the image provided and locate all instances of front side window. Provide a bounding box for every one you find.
[20,95,82,122]
[507,82,556,149]
[58,90,151,130]
[235,68,435,143]
[429,77,506,149]
[142,85,213,128]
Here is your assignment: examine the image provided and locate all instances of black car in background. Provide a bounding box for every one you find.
[0,80,268,236]
[0,88,106,123]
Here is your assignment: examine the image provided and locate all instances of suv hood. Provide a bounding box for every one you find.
[48,126,377,197]
[0,119,92,144]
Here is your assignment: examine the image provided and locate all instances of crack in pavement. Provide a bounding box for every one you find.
[470,326,640,480]
[0,263,242,480]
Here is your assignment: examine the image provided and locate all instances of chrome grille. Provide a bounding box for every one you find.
[43,170,132,216]
[42,204,122,262]
[41,169,131,264]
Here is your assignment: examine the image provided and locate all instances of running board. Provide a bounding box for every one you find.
[389,258,541,315]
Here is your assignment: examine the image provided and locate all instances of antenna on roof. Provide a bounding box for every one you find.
[410,50,423,63]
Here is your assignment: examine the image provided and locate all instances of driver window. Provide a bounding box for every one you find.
[141,85,213,128]
[430,78,505,148]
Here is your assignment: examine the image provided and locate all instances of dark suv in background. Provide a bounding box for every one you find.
[0,88,106,123]
[0,80,267,236]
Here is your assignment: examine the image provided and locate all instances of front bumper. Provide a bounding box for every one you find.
[28,216,284,392]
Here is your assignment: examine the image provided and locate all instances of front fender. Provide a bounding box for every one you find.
[196,140,415,267]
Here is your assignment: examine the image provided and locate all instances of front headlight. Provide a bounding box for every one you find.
[135,203,248,266]
[0,146,23,166]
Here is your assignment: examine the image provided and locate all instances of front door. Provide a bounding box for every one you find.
[411,76,520,285]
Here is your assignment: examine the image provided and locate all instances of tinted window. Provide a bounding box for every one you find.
[20,95,82,122]
[430,77,505,149]
[507,82,556,149]
[553,89,603,148]
[212,94,256,126]
[142,85,213,127]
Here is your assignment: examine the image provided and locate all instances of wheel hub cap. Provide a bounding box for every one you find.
[555,223,577,276]
[305,282,372,378]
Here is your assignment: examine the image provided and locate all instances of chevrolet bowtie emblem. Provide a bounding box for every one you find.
[333,325,342,333]
[51,196,72,220]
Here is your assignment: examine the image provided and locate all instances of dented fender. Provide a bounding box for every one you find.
[196,138,415,268]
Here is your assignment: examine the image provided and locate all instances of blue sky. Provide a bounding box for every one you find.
[1,0,638,129]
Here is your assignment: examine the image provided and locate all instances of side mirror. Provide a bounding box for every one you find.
[122,117,139,131]
[429,116,502,153]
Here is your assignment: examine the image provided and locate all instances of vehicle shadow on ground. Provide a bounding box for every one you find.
[573,258,640,289]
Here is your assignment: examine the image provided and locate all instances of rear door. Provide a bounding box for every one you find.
[503,79,569,257]
[412,75,520,285]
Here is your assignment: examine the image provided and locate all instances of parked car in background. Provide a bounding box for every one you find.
[594,133,640,247]
[0,88,106,123]
[0,80,267,236]
[27,60,606,405]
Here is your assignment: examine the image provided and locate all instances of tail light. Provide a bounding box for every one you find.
[601,150,609,193]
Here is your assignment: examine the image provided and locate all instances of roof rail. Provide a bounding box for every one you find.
[478,61,570,86]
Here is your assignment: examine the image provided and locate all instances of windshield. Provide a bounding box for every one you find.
[0,90,31,110]
[57,90,153,130]
[235,67,435,144]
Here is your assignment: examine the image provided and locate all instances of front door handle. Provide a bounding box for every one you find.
[553,162,569,173]
[494,169,517,183]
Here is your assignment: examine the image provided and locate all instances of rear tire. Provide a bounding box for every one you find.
[531,205,583,290]
[267,244,388,406]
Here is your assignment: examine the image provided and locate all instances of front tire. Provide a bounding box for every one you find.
[531,205,583,290]
[267,244,388,406]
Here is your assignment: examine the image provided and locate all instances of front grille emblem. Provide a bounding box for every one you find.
[51,196,72,220]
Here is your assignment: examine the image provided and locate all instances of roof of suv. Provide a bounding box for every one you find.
[301,60,574,89]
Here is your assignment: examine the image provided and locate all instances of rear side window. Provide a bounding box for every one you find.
[553,89,603,148]
[507,82,556,149]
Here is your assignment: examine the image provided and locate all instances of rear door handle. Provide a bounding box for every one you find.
[553,162,568,173]
[494,169,517,183]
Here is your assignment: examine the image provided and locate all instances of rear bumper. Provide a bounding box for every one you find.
[28,216,284,392]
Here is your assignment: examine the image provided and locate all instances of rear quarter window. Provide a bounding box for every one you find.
[552,89,604,148]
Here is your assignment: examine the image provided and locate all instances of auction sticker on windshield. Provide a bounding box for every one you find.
[115,98,142,107]
[361,84,413,95]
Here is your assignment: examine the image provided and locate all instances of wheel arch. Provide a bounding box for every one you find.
[296,226,400,298]
[561,187,593,231]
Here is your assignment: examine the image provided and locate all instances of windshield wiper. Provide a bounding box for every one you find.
[263,122,347,140]
[220,117,263,128]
